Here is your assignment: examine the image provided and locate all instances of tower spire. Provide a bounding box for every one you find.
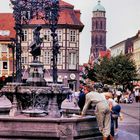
[91,0,106,60]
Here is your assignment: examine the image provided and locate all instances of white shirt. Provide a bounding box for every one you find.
[134,90,139,96]
[116,90,122,96]
[108,98,118,107]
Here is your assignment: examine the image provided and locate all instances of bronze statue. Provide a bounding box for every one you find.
[30,25,43,60]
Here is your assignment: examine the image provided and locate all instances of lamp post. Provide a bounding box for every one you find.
[10,0,60,83]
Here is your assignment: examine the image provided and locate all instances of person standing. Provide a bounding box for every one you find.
[134,88,139,103]
[81,84,111,140]
[77,88,86,111]
[115,89,122,103]
[103,92,122,138]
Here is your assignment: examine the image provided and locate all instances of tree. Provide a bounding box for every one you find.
[93,54,137,88]
[110,54,137,88]
[94,56,114,85]
[83,64,97,82]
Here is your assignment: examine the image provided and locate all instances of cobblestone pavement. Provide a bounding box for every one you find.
[115,102,140,140]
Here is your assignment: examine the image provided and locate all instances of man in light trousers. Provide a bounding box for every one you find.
[81,84,111,140]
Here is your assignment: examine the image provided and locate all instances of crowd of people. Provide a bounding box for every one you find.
[70,83,125,140]
[66,81,140,140]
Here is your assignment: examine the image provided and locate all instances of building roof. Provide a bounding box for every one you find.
[0,13,15,41]
[0,0,84,41]
[60,0,74,9]
[110,30,140,49]
[30,0,84,28]
[93,0,105,12]
[99,50,111,59]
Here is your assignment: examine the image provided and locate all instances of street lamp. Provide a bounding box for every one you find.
[10,0,60,83]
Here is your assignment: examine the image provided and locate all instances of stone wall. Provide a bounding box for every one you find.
[0,116,102,140]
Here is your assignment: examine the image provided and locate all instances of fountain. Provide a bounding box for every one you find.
[0,0,102,139]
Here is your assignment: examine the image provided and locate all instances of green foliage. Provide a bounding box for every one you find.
[110,54,137,85]
[86,54,137,86]
[83,65,97,81]
[94,56,114,84]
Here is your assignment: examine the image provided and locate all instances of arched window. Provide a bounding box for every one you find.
[96,21,98,29]
[100,35,102,45]
[95,36,98,45]
[100,21,103,29]
[103,36,106,44]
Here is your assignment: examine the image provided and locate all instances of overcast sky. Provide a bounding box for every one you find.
[0,0,140,64]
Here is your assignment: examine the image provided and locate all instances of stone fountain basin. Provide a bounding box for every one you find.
[0,115,102,140]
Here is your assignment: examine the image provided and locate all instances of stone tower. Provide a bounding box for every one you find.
[90,0,106,60]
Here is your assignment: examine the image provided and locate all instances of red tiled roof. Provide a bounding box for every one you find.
[0,0,84,41]
[30,0,84,27]
[59,0,74,9]
[99,50,111,59]
[0,13,15,41]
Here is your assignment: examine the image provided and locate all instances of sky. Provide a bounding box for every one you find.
[0,0,140,64]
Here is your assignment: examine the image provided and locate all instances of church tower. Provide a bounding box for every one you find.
[90,0,106,60]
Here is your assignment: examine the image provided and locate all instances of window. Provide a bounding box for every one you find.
[68,52,77,69]
[56,30,62,42]
[95,36,98,45]
[96,21,98,29]
[2,44,7,52]
[44,50,52,64]
[100,21,103,29]
[22,30,28,42]
[44,30,51,42]
[21,57,27,64]
[70,30,76,42]
[100,35,102,45]
[3,62,7,69]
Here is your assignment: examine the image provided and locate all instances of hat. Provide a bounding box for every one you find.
[103,92,113,98]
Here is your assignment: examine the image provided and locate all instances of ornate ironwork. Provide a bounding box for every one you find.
[10,0,60,83]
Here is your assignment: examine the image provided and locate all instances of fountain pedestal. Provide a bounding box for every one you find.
[0,47,102,139]
[0,115,102,140]
[0,59,69,118]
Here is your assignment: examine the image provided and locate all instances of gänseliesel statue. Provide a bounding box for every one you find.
[30,25,43,60]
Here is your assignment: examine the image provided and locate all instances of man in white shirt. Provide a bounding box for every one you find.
[81,84,111,140]
[134,88,139,102]
[115,89,122,103]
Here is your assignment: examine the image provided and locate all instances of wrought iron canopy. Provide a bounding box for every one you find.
[10,0,60,83]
